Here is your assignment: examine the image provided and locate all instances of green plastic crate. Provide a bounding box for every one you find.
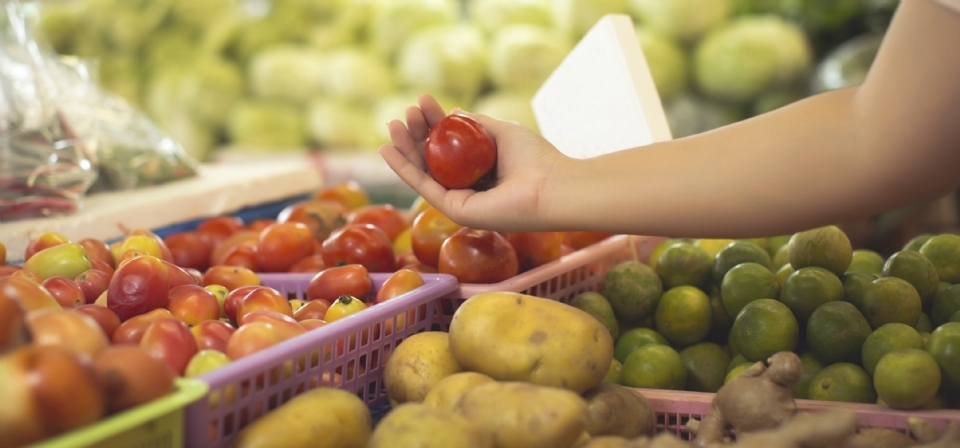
[30,378,208,448]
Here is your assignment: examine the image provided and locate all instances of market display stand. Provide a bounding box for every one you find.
[0,159,322,261]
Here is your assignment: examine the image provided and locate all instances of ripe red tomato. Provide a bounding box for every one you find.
[424,114,497,190]
[562,232,614,250]
[77,238,115,269]
[313,181,370,212]
[346,204,408,242]
[196,216,244,247]
[287,254,326,273]
[107,255,171,321]
[163,232,213,272]
[213,244,260,271]
[201,266,261,291]
[306,264,372,303]
[277,200,347,243]
[438,228,518,284]
[410,207,463,268]
[502,232,564,272]
[255,222,314,272]
[246,219,275,232]
[321,224,397,273]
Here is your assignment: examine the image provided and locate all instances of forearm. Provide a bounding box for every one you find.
[545,0,960,238]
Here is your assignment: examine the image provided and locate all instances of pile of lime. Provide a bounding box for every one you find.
[571,228,960,411]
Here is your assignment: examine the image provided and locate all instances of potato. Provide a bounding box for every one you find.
[423,371,496,411]
[449,292,614,393]
[454,381,588,448]
[228,388,370,448]
[369,403,495,448]
[582,383,656,438]
[384,331,463,407]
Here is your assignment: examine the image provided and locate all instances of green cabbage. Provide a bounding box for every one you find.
[160,113,217,162]
[487,24,571,92]
[664,94,745,138]
[550,0,628,40]
[226,100,307,149]
[322,48,396,106]
[369,0,460,59]
[467,0,553,35]
[306,98,379,149]
[37,2,87,55]
[143,26,200,78]
[170,0,237,30]
[473,91,540,132]
[693,15,812,103]
[628,0,731,41]
[248,45,327,104]
[87,0,172,52]
[398,24,488,105]
[229,17,293,64]
[636,27,688,102]
[96,55,143,107]
[145,56,244,129]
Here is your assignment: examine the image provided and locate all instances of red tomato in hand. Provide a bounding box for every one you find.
[255,222,314,272]
[410,207,463,268]
[502,232,564,272]
[346,204,408,242]
[306,264,372,303]
[321,224,397,273]
[438,228,518,284]
[424,114,497,190]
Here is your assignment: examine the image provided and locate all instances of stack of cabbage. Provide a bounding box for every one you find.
[37,0,881,160]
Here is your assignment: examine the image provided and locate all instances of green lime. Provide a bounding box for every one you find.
[792,353,823,400]
[861,277,922,329]
[656,242,713,289]
[727,354,749,373]
[727,331,739,358]
[724,362,754,385]
[604,359,623,384]
[721,262,779,318]
[680,342,731,393]
[614,327,670,363]
[847,249,885,276]
[915,313,933,333]
[712,241,774,285]
[648,239,684,270]
[767,235,792,259]
[730,299,799,362]
[772,244,790,270]
[708,286,733,340]
[932,282,960,326]
[861,323,924,376]
[774,263,795,287]
[807,363,876,403]
[694,239,736,260]
[654,286,713,347]
[739,238,769,252]
[622,344,687,390]
[951,311,960,322]
[919,234,960,283]
[788,226,853,276]
[601,261,664,324]
[806,301,872,365]
[903,233,935,252]
[874,348,941,410]
[925,322,960,392]
[570,291,620,341]
[780,266,844,326]
[842,271,876,313]
[882,250,940,307]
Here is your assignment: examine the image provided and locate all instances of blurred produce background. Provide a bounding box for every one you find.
[30,0,899,162]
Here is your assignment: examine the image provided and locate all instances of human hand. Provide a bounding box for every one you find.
[378,94,568,232]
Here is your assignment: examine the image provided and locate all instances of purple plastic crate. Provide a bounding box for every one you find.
[183,272,458,448]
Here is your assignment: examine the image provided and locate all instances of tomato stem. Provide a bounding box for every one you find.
[338,294,353,305]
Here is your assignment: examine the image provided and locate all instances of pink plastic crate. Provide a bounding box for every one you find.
[183,272,458,448]
[432,234,667,331]
[638,388,960,440]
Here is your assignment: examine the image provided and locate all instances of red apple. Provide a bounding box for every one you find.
[236,287,293,323]
[140,319,198,375]
[190,320,236,353]
[168,285,220,327]
[111,308,175,345]
[74,269,111,304]
[41,276,86,308]
[26,309,109,361]
[73,304,122,339]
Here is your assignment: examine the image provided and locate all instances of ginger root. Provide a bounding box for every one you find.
[692,351,802,447]
[913,423,960,448]
[729,410,859,448]
[840,428,917,448]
